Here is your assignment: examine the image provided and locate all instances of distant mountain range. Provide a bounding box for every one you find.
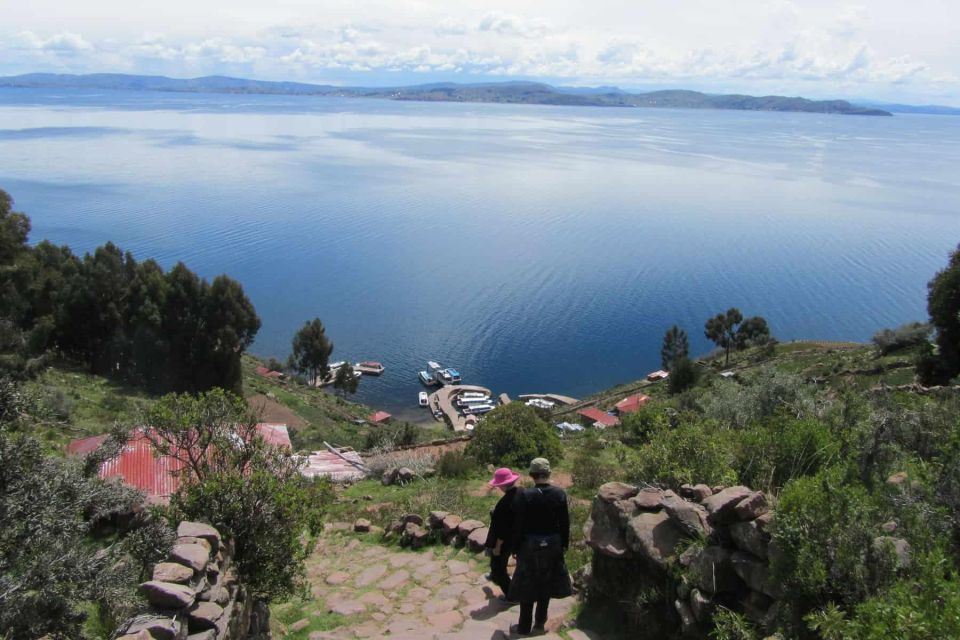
[0,72,905,116]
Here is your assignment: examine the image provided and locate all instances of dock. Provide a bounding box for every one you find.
[430,384,493,432]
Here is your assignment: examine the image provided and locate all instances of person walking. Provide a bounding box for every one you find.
[484,467,521,600]
[508,457,572,636]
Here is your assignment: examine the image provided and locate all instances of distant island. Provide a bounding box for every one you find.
[0,72,894,116]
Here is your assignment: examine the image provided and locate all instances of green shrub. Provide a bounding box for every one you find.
[571,431,622,494]
[465,403,562,469]
[871,322,931,356]
[624,417,737,488]
[734,417,842,491]
[668,356,699,394]
[771,467,896,632]
[710,607,760,640]
[436,450,475,479]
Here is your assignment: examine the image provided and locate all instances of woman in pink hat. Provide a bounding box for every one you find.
[484,467,521,600]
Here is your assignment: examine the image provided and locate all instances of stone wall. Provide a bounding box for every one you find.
[114,522,270,640]
[582,481,778,637]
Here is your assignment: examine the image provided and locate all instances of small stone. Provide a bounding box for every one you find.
[169,544,209,572]
[691,484,713,501]
[661,495,712,538]
[153,562,195,584]
[176,536,212,554]
[422,598,459,615]
[177,522,221,554]
[325,571,350,585]
[328,597,365,616]
[598,482,640,503]
[887,471,909,486]
[690,547,742,595]
[457,519,485,537]
[140,581,195,609]
[873,536,911,568]
[730,520,769,560]
[881,520,898,533]
[401,513,424,526]
[118,632,152,640]
[731,551,781,599]
[702,486,754,525]
[734,492,770,521]
[378,570,410,590]
[354,518,371,533]
[441,514,463,535]
[625,511,683,571]
[397,467,415,482]
[187,601,224,631]
[754,512,774,532]
[447,559,471,575]
[690,589,713,623]
[289,618,311,633]
[631,488,665,510]
[427,610,464,632]
[674,599,697,636]
[355,564,388,587]
[382,468,398,485]
[467,526,489,552]
[428,511,449,529]
[187,631,216,640]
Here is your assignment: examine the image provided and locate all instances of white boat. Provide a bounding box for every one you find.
[439,368,462,385]
[460,392,487,399]
[463,403,495,415]
[457,396,491,407]
[427,361,444,373]
[419,370,438,385]
[418,391,429,407]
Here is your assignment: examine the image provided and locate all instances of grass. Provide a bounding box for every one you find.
[271,598,347,639]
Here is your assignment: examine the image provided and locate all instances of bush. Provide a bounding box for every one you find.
[436,450,475,479]
[624,416,737,488]
[872,322,931,356]
[700,367,818,429]
[668,356,699,394]
[465,402,563,469]
[771,467,896,633]
[734,417,842,491]
[571,431,622,494]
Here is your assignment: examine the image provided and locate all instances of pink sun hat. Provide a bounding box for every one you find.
[489,467,521,488]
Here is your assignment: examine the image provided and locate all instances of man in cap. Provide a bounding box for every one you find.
[508,457,572,635]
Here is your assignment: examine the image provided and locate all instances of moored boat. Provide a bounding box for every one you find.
[419,391,429,406]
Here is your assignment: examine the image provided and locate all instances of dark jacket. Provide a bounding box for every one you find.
[510,483,570,551]
[508,482,573,602]
[485,486,518,552]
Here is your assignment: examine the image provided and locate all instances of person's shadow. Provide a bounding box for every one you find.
[465,586,517,621]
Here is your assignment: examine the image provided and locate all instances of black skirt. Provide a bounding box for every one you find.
[508,534,573,602]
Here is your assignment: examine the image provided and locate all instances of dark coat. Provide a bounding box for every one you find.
[485,486,518,553]
[508,483,573,602]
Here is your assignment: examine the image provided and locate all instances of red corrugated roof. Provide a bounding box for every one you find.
[615,394,651,414]
[368,411,392,423]
[577,407,620,427]
[67,423,291,503]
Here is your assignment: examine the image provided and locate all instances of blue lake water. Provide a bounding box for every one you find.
[2,88,959,416]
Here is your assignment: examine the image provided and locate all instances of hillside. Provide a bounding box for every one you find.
[0,72,892,116]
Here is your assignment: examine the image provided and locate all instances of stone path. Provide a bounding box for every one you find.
[278,530,582,640]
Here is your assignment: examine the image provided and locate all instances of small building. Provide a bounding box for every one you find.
[576,407,620,428]
[615,394,651,415]
[67,423,291,504]
[255,365,285,380]
[300,446,366,482]
[368,411,392,424]
[647,369,670,381]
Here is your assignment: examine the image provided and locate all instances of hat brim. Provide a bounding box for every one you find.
[488,473,520,487]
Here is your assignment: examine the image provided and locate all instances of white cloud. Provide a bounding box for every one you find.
[15,31,93,53]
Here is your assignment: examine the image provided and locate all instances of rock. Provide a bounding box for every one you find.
[457,519,485,537]
[446,559,471,575]
[679,545,700,568]
[117,632,152,640]
[440,514,462,535]
[690,589,713,623]
[584,500,630,559]
[598,482,640,503]
[661,495,712,538]
[674,599,697,637]
[124,614,183,640]
[730,520,769,560]
[401,522,429,549]
[153,561,195,584]
[397,467,415,483]
[631,488,665,511]
[691,484,713,501]
[754,512,774,532]
[355,564,389,587]
[379,570,411,590]
[325,571,350,585]
[690,546,742,595]
[873,536,911,569]
[187,601,224,631]
[678,484,696,499]
[354,518,371,533]
[428,511,449,529]
[731,551,781,598]
[290,618,311,633]
[382,468,398,485]
[423,467,436,478]
[702,486,753,525]
[169,543,209,572]
[880,520,898,533]
[179,522,221,554]
[402,513,424,526]
[467,526,489,552]
[625,511,684,571]
[187,631,216,640]
[887,471,909,486]
[711,485,726,494]
[676,575,691,600]
[176,536,212,555]
[734,492,770,521]
[739,590,773,624]
[140,581,196,609]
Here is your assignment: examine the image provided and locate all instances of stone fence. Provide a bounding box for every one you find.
[346,511,491,555]
[114,521,270,640]
[583,482,778,637]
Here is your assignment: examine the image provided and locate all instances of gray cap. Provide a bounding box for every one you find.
[529,457,551,475]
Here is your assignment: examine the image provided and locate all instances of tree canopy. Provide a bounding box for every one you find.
[661,325,689,371]
[927,244,960,381]
[705,308,771,365]
[465,402,563,469]
[290,318,334,384]
[0,189,260,393]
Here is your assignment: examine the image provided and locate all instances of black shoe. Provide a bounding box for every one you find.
[510,624,531,636]
[531,626,546,635]
[498,594,518,604]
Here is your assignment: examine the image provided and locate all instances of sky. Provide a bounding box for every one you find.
[2,0,958,105]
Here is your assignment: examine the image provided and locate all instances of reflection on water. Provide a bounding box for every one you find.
[1,88,959,410]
